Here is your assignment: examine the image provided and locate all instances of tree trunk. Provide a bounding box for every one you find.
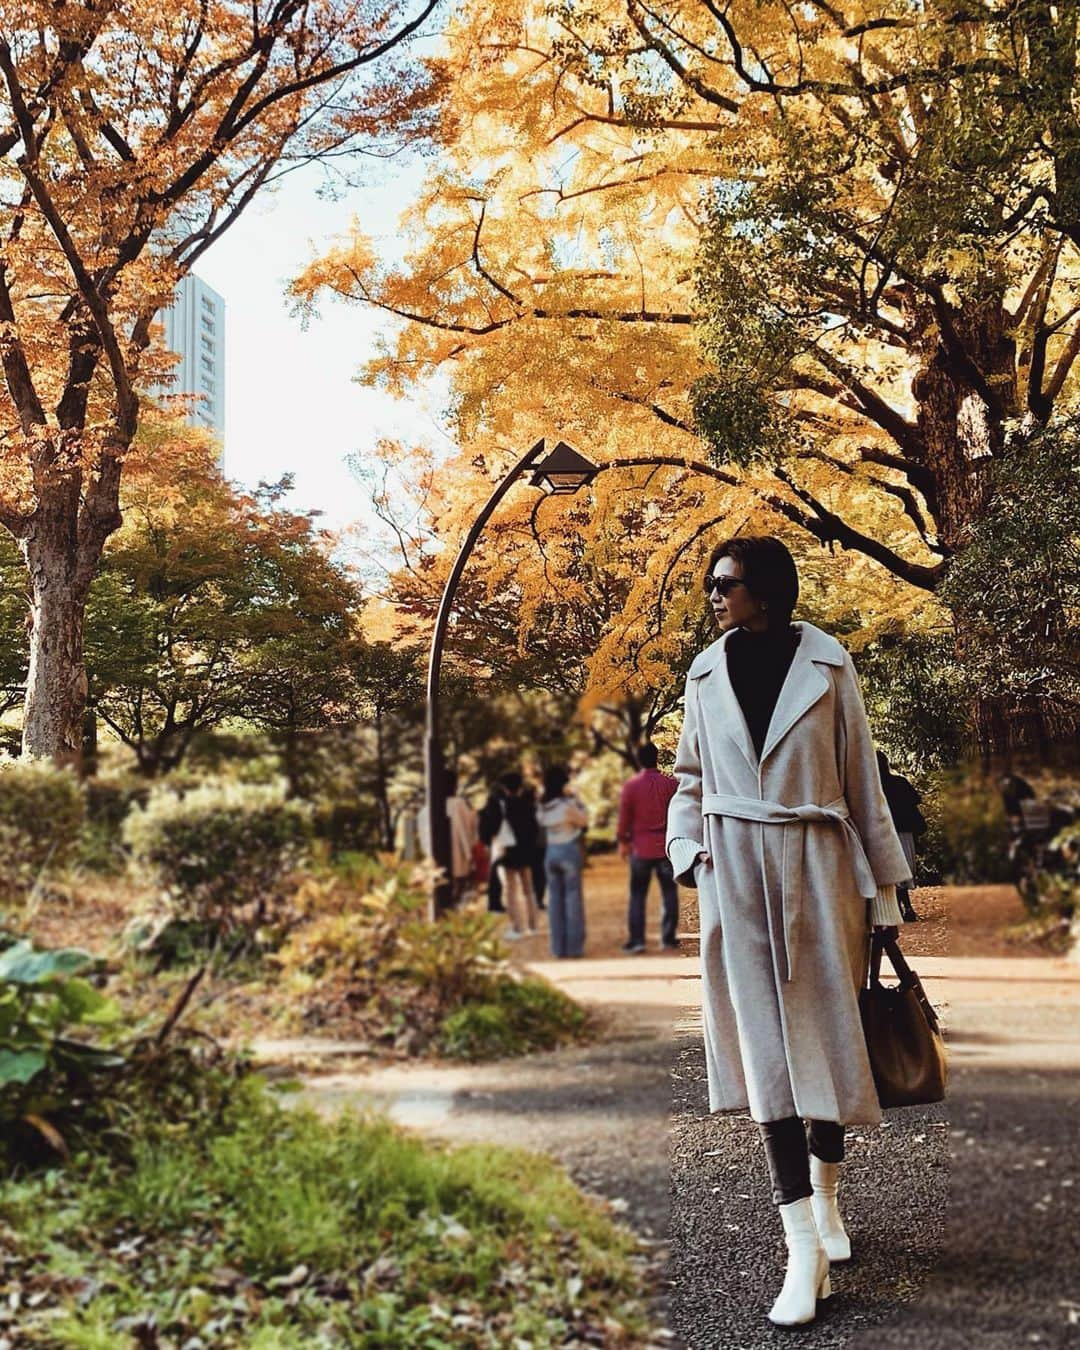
[909,292,1016,553]
[906,291,1044,754]
[19,528,93,767]
[374,710,395,851]
[81,706,98,779]
[282,722,302,799]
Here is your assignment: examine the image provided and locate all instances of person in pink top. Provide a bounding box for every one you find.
[617,743,680,952]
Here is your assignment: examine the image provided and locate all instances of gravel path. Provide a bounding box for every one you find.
[668,882,1080,1348]
[668,1028,949,1348]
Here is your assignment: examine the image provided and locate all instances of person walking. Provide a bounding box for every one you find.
[536,765,589,958]
[480,771,540,940]
[617,743,680,953]
[666,535,911,1329]
[876,751,926,922]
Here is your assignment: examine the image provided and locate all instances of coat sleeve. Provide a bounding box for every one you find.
[666,674,707,888]
[836,653,912,892]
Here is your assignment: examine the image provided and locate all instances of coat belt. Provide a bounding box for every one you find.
[699,793,878,982]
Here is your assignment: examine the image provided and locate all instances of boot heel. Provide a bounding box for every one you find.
[818,1274,831,1300]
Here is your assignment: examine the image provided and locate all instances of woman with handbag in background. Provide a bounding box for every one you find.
[667,536,912,1329]
[479,771,540,940]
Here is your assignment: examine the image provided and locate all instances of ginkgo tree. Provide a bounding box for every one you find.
[348,435,930,764]
[297,0,1080,752]
[0,0,441,763]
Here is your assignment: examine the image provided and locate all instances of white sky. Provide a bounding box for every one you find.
[195,154,450,532]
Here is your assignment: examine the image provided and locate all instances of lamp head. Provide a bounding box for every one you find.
[529,441,598,495]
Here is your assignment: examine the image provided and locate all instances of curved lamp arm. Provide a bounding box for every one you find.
[425,439,547,917]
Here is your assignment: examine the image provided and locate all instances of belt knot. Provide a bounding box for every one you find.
[698,793,876,982]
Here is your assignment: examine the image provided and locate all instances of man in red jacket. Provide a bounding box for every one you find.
[617,743,680,953]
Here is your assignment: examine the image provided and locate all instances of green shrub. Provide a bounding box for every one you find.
[920,768,1012,885]
[276,863,591,1058]
[123,781,312,939]
[0,938,123,1163]
[74,777,151,875]
[0,757,86,907]
[439,978,589,1060]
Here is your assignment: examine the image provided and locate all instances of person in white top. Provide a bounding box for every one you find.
[535,765,590,958]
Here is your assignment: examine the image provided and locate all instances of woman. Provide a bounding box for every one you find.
[482,771,540,940]
[536,765,589,958]
[666,536,910,1328]
[416,769,478,906]
[876,750,925,922]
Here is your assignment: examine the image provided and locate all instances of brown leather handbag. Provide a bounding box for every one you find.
[859,931,947,1108]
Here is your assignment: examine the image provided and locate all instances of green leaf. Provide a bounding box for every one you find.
[54,977,120,1025]
[0,1047,47,1085]
[0,941,94,985]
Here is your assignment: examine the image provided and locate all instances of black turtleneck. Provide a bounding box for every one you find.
[726,624,800,759]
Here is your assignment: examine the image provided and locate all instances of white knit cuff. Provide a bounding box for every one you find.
[870,884,904,927]
[668,837,704,888]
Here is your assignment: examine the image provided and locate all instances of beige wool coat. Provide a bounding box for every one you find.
[666,621,912,1125]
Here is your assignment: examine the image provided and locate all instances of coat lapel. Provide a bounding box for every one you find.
[690,632,758,773]
[759,622,844,766]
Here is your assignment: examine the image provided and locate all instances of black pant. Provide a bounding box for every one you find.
[487,863,504,913]
[627,855,679,945]
[758,1118,845,1206]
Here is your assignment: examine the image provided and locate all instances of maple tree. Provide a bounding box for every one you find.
[0,423,366,776]
[298,0,1080,753]
[88,440,362,778]
[0,0,441,764]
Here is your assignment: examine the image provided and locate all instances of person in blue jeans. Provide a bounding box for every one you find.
[617,743,680,952]
[536,765,590,958]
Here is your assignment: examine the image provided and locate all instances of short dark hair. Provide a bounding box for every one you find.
[637,743,659,769]
[542,764,570,803]
[499,770,523,793]
[706,535,799,627]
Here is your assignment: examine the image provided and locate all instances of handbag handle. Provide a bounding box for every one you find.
[868,929,917,990]
[868,930,941,1032]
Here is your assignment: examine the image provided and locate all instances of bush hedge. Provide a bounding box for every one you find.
[0,758,86,906]
[123,781,312,937]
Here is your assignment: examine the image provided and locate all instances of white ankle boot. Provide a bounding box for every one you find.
[810,1156,852,1262]
[767,1197,831,1327]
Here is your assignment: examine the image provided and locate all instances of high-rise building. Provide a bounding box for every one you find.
[158,273,226,455]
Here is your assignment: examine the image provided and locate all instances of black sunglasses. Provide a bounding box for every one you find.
[702,574,746,598]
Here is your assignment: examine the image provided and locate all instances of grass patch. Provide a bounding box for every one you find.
[438,977,590,1060]
[0,1077,651,1347]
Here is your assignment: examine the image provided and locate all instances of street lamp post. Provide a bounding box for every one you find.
[425,439,597,918]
